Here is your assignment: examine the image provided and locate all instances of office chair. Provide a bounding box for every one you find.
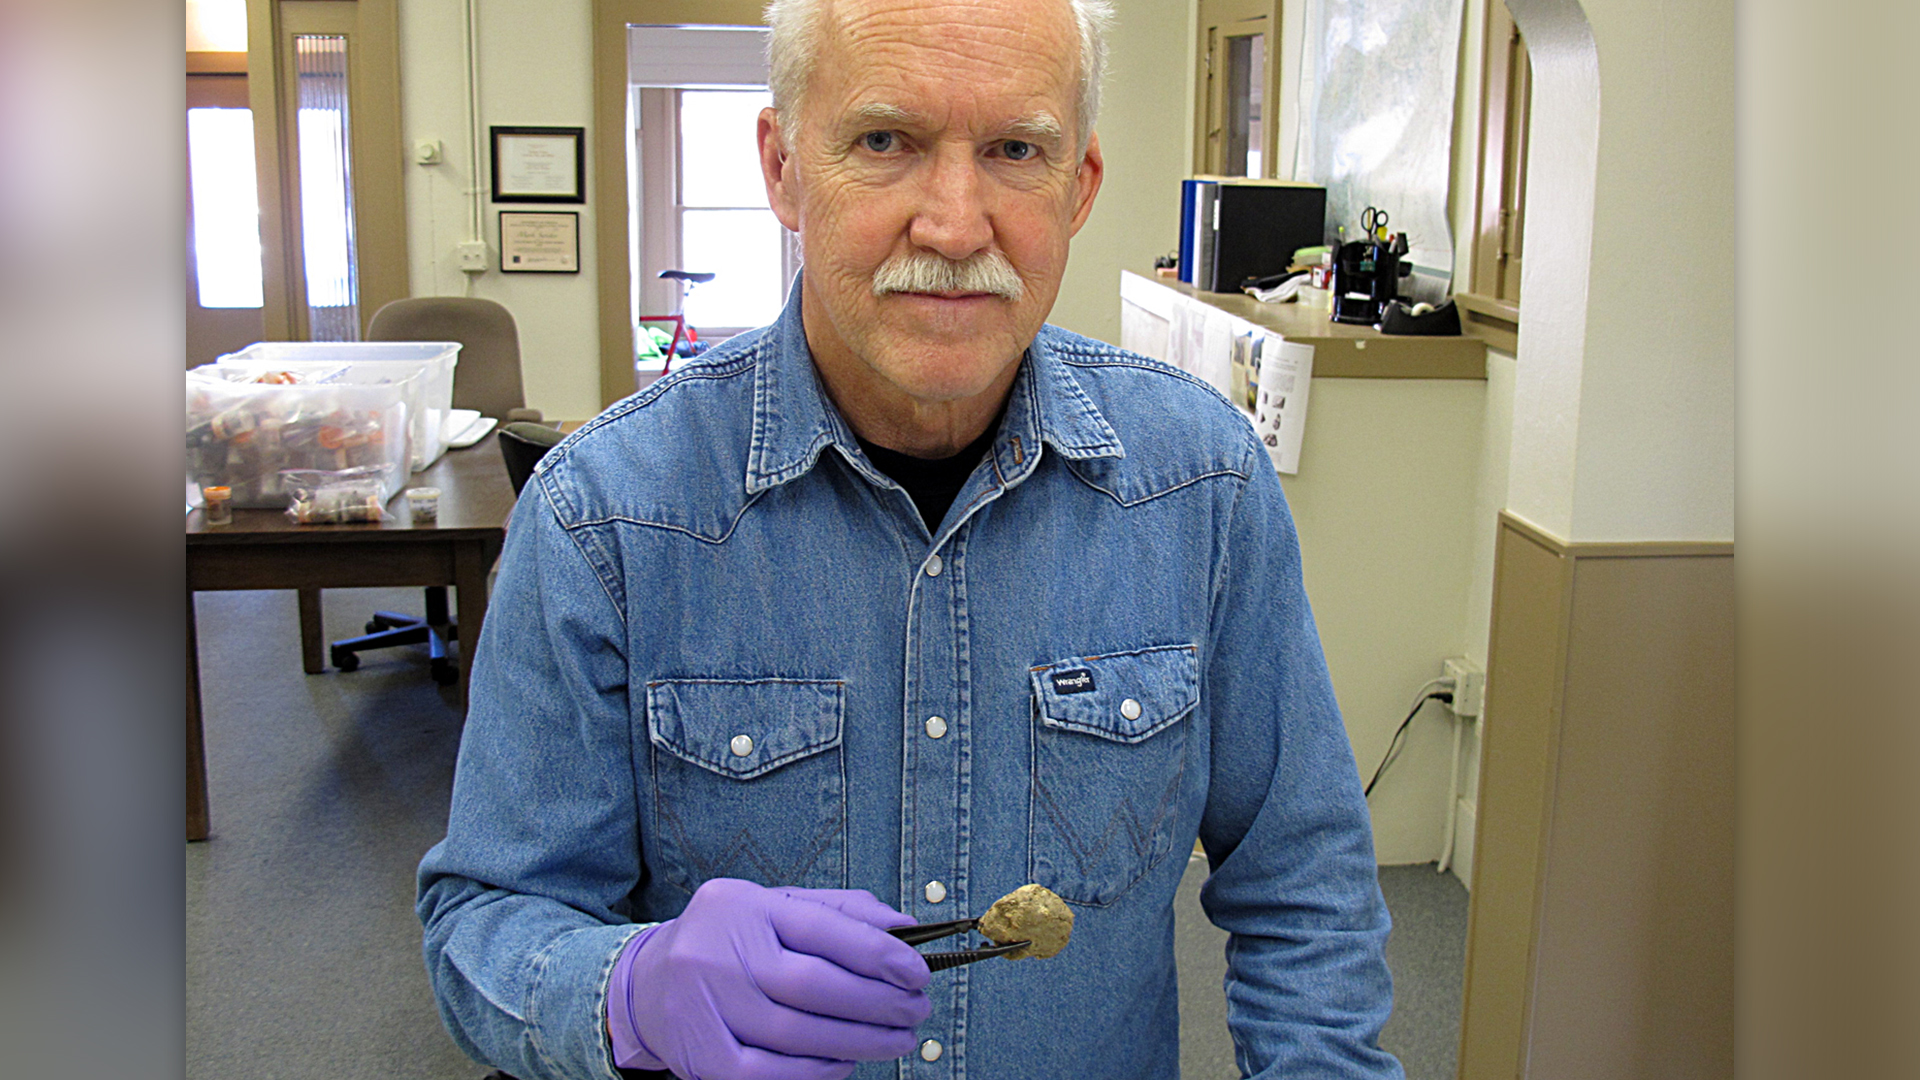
[367,296,545,423]
[326,298,549,683]
[498,421,565,496]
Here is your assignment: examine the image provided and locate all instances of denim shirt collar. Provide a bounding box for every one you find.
[745,275,1125,496]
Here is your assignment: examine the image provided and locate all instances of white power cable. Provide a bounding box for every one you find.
[1406,676,1454,714]
[465,0,483,243]
[1437,703,1465,874]
[462,0,483,297]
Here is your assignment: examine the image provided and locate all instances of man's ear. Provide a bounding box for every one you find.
[759,108,802,232]
[1066,131,1104,236]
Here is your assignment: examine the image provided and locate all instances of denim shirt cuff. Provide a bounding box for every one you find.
[606,923,669,1071]
[531,922,652,1080]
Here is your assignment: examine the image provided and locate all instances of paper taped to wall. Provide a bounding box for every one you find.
[1253,334,1313,475]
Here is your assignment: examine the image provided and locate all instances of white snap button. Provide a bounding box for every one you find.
[729,734,754,757]
[920,1039,944,1062]
[925,554,944,577]
[1120,698,1143,721]
[925,715,948,739]
[924,880,947,904]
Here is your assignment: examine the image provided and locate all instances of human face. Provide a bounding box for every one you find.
[758,0,1103,445]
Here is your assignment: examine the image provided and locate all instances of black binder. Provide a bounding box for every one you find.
[1192,180,1327,293]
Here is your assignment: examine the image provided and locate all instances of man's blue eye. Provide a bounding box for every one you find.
[1002,140,1035,161]
[862,131,895,152]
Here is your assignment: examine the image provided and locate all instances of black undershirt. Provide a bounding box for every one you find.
[855,416,1002,533]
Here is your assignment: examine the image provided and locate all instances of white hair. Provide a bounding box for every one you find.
[764,0,1113,150]
[872,249,1026,300]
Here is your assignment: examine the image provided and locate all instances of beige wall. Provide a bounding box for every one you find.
[1446,0,1738,884]
[1502,0,1735,543]
[1048,1,1195,347]
[399,0,601,422]
[1447,343,1515,883]
[1739,2,1920,1077]
[1452,0,1740,1072]
[1460,518,1734,1080]
[1278,377,1487,864]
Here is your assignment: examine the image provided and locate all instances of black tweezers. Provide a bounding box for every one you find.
[887,918,1029,972]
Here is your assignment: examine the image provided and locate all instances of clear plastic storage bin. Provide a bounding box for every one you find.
[186,342,459,509]
[211,341,460,471]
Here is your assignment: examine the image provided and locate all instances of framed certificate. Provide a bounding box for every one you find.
[490,126,585,203]
[498,211,580,273]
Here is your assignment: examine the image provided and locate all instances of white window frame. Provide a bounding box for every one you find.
[634,86,800,349]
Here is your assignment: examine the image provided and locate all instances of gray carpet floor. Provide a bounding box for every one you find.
[188,587,1467,1079]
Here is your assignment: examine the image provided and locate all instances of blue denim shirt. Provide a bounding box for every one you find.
[417,283,1401,1080]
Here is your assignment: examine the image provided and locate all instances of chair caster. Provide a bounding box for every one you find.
[431,658,457,686]
[331,648,360,672]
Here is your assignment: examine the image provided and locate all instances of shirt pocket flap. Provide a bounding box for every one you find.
[1030,644,1199,744]
[646,678,844,780]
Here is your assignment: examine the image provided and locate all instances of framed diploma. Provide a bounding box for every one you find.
[498,211,580,273]
[490,126,585,203]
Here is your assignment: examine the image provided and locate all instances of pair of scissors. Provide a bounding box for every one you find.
[1361,206,1390,244]
[887,918,1030,972]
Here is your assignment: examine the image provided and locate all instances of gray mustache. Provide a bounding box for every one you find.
[871,250,1025,301]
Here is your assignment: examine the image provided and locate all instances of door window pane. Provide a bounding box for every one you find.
[1225,33,1265,177]
[294,34,359,341]
[679,209,783,329]
[187,107,264,308]
[679,90,772,208]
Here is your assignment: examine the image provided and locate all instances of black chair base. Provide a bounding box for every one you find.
[329,585,458,685]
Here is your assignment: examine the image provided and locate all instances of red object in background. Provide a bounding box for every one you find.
[638,314,686,375]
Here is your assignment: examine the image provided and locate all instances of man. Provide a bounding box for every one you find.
[418,0,1401,1077]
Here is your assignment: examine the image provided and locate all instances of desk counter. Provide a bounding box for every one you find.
[1121,269,1487,380]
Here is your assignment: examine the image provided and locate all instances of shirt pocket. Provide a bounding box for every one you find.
[1028,644,1199,906]
[645,678,847,893]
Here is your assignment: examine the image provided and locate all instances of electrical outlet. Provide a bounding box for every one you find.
[1443,657,1485,718]
[457,241,489,272]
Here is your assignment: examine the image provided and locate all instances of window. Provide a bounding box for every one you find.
[186,106,264,309]
[673,89,793,333]
[1194,0,1276,177]
[240,0,406,343]
[634,86,798,361]
[1459,1,1530,347]
[292,34,359,340]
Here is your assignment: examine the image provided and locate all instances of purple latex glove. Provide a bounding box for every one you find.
[608,878,932,1080]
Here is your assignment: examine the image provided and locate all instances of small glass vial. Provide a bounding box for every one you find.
[406,486,441,522]
[202,485,233,526]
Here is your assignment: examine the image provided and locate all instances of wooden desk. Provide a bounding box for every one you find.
[185,435,514,841]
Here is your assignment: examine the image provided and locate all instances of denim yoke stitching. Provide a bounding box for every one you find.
[647,680,848,893]
[539,351,767,612]
[573,333,841,895]
[1031,763,1188,901]
[1027,649,1199,908]
[536,466,627,629]
[649,764,846,892]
